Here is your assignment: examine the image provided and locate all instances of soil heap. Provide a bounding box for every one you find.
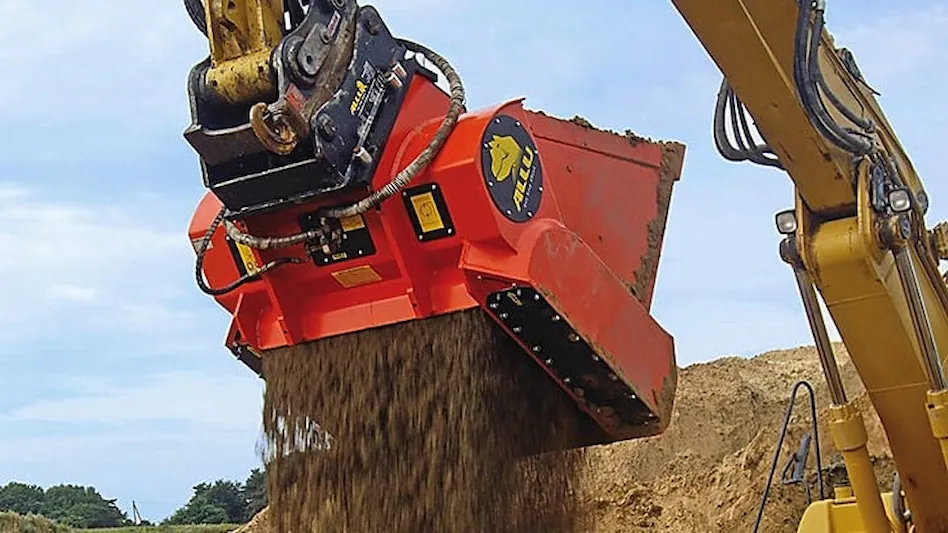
[246,336,894,532]
[577,343,893,532]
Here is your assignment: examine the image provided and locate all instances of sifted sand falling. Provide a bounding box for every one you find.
[258,309,588,532]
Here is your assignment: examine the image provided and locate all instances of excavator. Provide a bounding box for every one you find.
[182,0,948,531]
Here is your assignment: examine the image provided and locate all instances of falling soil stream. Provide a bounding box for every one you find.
[259,309,587,532]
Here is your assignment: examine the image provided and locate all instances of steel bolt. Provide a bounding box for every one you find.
[316,114,336,140]
[365,18,381,35]
[354,146,373,165]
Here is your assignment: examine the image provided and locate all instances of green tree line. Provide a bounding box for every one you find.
[0,468,267,528]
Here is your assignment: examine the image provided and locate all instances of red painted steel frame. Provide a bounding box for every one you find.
[188,75,685,441]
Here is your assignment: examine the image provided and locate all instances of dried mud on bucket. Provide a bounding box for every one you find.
[259,309,588,532]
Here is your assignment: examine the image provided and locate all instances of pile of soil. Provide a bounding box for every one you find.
[576,343,893,532]
[246,335,894,532]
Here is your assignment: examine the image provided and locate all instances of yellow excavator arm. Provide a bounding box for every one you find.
[673,1,948,531]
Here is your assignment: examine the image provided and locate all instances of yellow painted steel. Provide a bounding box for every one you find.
[670,0,948,531]
[797,491,905,533]
[204,0,284,104]
[927,389,948,469]
[827,403,889,533]
[670,0,925,218]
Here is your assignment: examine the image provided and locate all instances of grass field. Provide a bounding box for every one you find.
[0,513,239,533]
[78,526,239,532]
[0,512,71,533]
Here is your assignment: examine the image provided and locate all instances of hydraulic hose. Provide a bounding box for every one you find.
[712,80,783,169]
[226,37,466,250]
[793,0,873,156]
[184,0,207,36]
[195,208,305,296]
[319,38,466,219]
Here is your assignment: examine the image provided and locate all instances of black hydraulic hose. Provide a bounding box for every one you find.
[753,380,825,533]
[734,92,782,168]
[184,0,207,36]
[795,3,872,134]
[817,74,873,133]
[793,0,852,152]
[728,90,750,154]
[792,0,808,101]
[805,9,871,154]
[713,80,783,169]
[195,208,305,296]
[794,1,872,155]
[713,81,746,163]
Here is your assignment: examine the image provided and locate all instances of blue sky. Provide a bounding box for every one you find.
[1,0,946,523]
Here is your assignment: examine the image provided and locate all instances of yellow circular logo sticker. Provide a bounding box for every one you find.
[480,114,543,222]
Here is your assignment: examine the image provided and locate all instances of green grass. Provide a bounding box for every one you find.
[79,526,239,533]
[0,512,240,533]
[75,524,240,533]
[0,512,72,533]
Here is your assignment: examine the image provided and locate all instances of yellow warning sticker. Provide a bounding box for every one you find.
[332,265,383,289]
[409,192,445,233]
[235,241,259,276]
[340,214,366,232]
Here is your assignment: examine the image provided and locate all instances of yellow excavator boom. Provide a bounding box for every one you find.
[673,0,948,531]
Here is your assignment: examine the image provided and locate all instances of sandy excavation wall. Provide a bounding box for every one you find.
[239,343,894,533]
[577,344,893,533]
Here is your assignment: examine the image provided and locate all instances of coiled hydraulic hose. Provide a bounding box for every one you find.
[321,38,466,218]
[224,37,466,250]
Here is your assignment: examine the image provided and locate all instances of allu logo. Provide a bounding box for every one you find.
[513,146,535,212]
[350,80,368,114]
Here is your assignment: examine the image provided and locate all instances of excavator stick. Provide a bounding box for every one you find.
[184,0,684,451]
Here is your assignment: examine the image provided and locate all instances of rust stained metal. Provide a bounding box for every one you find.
[631,142,685,307]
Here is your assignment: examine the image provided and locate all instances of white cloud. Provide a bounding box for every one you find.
[46,283,97,302]
[835,4,948,85]
[0,182,212,355]
[6,370,262,429]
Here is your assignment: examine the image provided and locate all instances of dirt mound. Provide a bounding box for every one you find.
[242,342,894,532]
[577,343,892,532]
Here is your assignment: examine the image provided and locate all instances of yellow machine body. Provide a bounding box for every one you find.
[673,0,948,531]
